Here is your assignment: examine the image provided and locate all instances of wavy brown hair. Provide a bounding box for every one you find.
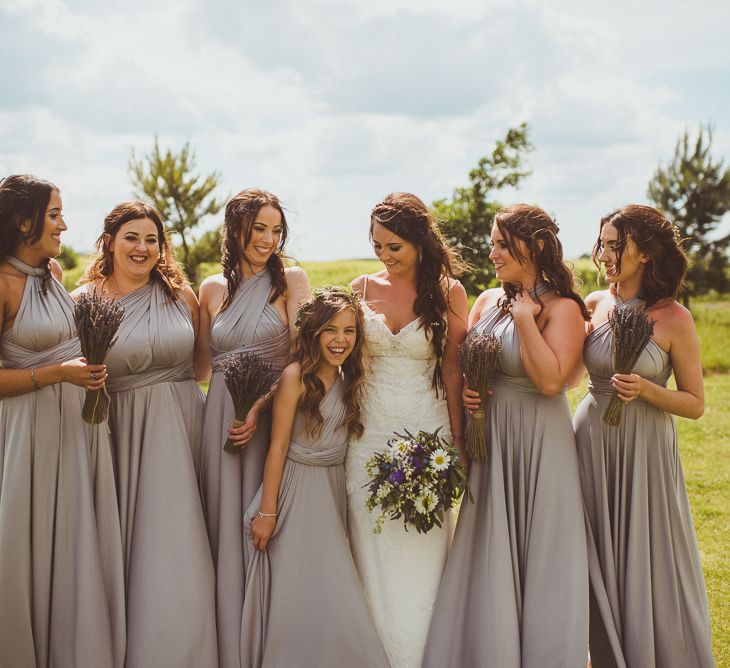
[494,204,590,320]
[80,201,187,299]
[593,204,688,308]
[370,192,468,395]
[0,174,58,294]
[219,189,288,312]
[294,286,365,440]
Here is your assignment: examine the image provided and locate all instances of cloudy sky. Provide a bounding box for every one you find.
[1,0,729,262]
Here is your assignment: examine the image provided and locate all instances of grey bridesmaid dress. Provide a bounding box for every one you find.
[105,281,217,668]
[573,296,715,668]
[0,257,125,668]
[240,375,389,668]
[425,289,589,668]
[199,270,290,668]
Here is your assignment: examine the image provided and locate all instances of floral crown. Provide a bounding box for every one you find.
[294,284,361,332]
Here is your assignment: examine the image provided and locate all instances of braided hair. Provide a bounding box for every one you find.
[219,189,288,312]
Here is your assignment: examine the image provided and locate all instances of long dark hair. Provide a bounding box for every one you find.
[370,192,468,395]
[220,189,288,312]
[0,174,58,293]
[494,204,590,320]
[593,205,688,308]
[80,201,187,299]
[294,286,365,440]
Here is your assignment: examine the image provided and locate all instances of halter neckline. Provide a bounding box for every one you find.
[5,256,47,277]
[615,293,644,308]
[527,281,553,299]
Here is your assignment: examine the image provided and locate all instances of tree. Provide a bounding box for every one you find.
[432,123,533,294]
[57,244,79,270]
[129,137,225,284]
[189,227,223,268]
[648,125,730,305]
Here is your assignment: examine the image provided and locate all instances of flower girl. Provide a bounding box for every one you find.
[240,286,389,668]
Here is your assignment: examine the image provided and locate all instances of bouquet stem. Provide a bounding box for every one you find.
[603,395,624,426]
[466,407,489,461]
[82,387,111,425]
[223,417,246,454]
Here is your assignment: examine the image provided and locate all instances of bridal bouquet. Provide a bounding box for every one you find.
[602,304,656,427]
[364,428,470,535]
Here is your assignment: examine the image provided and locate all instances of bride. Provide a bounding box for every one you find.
[346,192,468,667]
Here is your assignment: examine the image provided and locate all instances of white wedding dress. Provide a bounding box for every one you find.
[346,300,454,668]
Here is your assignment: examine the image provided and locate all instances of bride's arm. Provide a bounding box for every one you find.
[442,279,469,465]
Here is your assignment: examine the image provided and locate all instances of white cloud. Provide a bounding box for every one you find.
[1,0,729,262]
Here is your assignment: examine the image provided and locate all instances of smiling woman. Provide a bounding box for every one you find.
[74,202,218,668]
[0,175,125,668]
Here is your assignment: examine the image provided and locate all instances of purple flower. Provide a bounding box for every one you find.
[388,469,406,485]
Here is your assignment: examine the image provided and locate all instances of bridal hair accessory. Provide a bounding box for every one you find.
[294,284,360,332]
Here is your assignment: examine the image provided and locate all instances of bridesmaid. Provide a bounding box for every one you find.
[197,188,310,668]
[425,204,590,667]
[74,202,217,667]
[240,286,389,667]
[574,205,714,667]
[0,175,125,667]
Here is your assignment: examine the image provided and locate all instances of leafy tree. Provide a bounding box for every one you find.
[189,227,223,268]
[433,123,533,294]
[129,137,224,284]
[57,244,79,270]
[648,125,730,305]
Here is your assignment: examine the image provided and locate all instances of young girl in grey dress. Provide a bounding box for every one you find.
[196,189,310,668]
[75,202,217,667]
[241,286,388,668]
[0,175,125,668]
[425,205,591,668]
[574,205,714,667]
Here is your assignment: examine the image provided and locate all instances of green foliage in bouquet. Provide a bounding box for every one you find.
[364,428,471,535]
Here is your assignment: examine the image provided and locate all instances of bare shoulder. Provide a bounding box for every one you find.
[653,299,696,330]
[479,287,503,308]
[179,284,200,311]
[445,276,466,298]
[285,265,309,288]
[199,273,227,302]
[584,289,610,312]
[351,274,367,295]
[278,361,304,394]
[546,294,585,322]
[70,281,98,301]
[50,258,63,281]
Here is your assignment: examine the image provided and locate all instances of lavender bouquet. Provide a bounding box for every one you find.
[602,304,656,426]
[364,428,470,534]
[73,290,124,424]
[459,332,502,461]
[222,351,278,454]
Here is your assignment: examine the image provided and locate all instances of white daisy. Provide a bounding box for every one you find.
[415,490,438,514]
[429,448,451,471]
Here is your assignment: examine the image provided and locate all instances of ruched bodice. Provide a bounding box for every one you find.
[287,377,348,467]
[104,282,194,392]
[585,319,671,396]
[1,257,80,367]
[210,271,289,373]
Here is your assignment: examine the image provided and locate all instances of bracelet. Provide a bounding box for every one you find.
[30,368,39,391]
[257,511,277,518]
